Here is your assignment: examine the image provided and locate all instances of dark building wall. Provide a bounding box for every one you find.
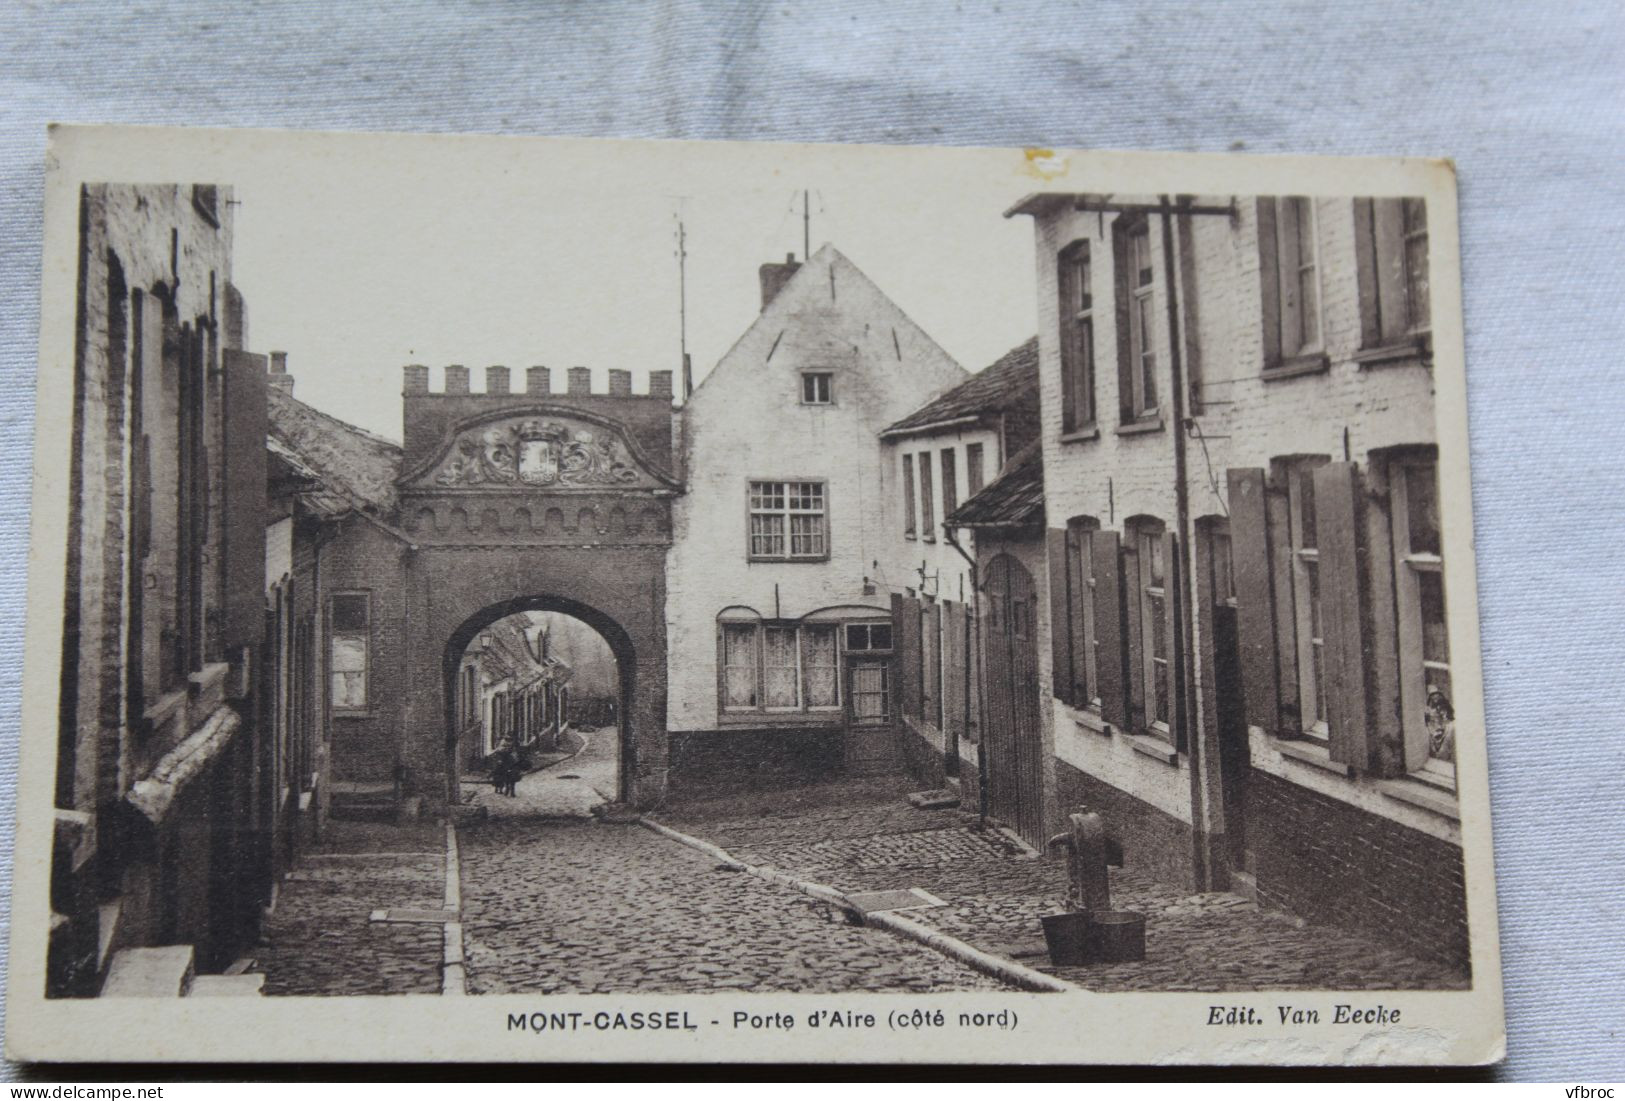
[1246,769,1470,970]
[668,728,844,798]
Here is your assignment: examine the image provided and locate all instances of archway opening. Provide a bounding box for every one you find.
[443,596,632,809]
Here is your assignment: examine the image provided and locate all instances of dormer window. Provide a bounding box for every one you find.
[801,371,833,405]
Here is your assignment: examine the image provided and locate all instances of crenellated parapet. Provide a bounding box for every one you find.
[401,364,677,480]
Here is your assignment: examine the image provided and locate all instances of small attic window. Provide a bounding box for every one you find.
[192,185,221,228]
[801,371,833,405]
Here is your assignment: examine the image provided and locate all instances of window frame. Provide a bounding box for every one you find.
[747,479,830,561]
[1390,457,1454,788]
[1135,525,1172,740]
[1127,221,1159,421]
[1065,518,1102,711]
[1058,239,1097,433]
[328,590,372,713]
[1356,197,1432,352]
[1286,461,1330,742]
[800,370,834,406]
[716,619,848,717]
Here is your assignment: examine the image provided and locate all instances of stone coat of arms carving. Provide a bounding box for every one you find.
[429,417,647,488]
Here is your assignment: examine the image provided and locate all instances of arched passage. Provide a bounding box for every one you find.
[441,593,637,806]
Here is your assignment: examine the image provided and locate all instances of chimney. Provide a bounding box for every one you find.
[268,350,294,394]
[758,252,801,310]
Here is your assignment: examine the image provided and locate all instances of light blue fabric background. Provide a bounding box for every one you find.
[2,0,1621,1080]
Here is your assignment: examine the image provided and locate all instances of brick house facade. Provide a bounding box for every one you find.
[1002,191,1467,967]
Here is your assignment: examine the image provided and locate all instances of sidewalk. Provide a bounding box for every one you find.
[255,818,449,996]
[659,775,1472,993]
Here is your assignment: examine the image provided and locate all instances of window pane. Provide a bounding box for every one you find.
[331,594,368,631]
[1406,463,1441,556]
[332,671,365,710]
[1298,470,1318,549]
[1424,668,1454,764]
[1418,569,1449,664]
[1152,659,1169,725]
[789,482,823,510]
[790,514,825,556]
[804,626,838,707]
[331,634,366,673]
[749,482,783,510]
[750,513,785,557]
[1298,263,1319,347]
[1211,532,1234,602]
[966,443,984,495]
[845,624,869,651]
[1132,228,1152,286]
[723,624,756,664]
[1311,641,1327,723]
[763,628,799,707]
[1402,198,1430,331]
[868,623,893,650]
[1306,559,1322,638]
[1143,532,1164,586]
[1148,593,1166,661]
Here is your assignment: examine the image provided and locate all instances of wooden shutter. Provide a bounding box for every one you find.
[1123,537,1146,730]
[1113,219,1135,423]
[943,601,966,738]
[894,593,922,720]
[221,349,268,653]
[1227,468,1280,734]
[1352,198,1382,348]
[1256,198,1281,368]
[1092,530,1129,729]
[1046,527,1072,704]
[1314,462,1373,769]
[1067,527,1090,701]
[1161,529,1185,750]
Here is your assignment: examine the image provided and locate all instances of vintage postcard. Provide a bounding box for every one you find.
[7,125,1502,1065]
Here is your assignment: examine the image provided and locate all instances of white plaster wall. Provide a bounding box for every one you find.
[666,245,967,731]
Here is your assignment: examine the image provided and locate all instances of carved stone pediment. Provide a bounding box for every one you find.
[402,411,674,493]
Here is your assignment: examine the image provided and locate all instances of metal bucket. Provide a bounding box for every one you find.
[1084,909,1146,963]
[1040,912,1092,966]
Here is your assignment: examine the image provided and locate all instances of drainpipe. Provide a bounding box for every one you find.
[944,523,990,829]
[1160,195,1209,891]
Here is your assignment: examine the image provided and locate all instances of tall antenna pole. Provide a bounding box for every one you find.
[677,214,692,401]
[803,189,810,261]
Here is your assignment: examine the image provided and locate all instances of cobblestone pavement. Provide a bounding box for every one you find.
[257,820,447,996]
[456,815,1003,994]
[662,777,1472,994]
[464,726,618,820]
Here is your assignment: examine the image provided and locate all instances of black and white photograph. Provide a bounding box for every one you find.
[6,125,1502,1065]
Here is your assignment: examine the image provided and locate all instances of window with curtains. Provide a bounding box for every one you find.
[1356,197,1431,349]
[1058,239,1096,432]
[1286,460,1330,740]
[1391,457,1453,785]
[748,480,828,560]
[718,620,842,715]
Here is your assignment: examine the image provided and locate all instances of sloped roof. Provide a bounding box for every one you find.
[946,439,1044,529]
[881,337,1039,438]
[267,387,402,517]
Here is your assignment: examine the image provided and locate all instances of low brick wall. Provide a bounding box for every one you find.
[899,717,948,790]
[667,728,845,797]
[1246,769,1470,971]
[1053,758,1197,891]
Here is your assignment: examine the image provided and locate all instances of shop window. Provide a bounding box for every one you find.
[718,620,844,715]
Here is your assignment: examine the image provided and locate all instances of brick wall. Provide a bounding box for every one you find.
[321,520,411,784]
[1247,769,1469,970]
[1053,757,1196,891]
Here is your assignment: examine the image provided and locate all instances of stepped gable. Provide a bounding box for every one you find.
[267,386,403,517]
[881,336,1039,438]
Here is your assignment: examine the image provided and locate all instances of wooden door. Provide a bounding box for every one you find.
[982,553,1047,846]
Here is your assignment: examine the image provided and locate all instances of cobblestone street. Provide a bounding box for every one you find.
[662,776,1473,993]
[457,733,1000,994]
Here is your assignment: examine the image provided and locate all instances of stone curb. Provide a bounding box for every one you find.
[442,821,467,996]
[639,818,1077,994]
